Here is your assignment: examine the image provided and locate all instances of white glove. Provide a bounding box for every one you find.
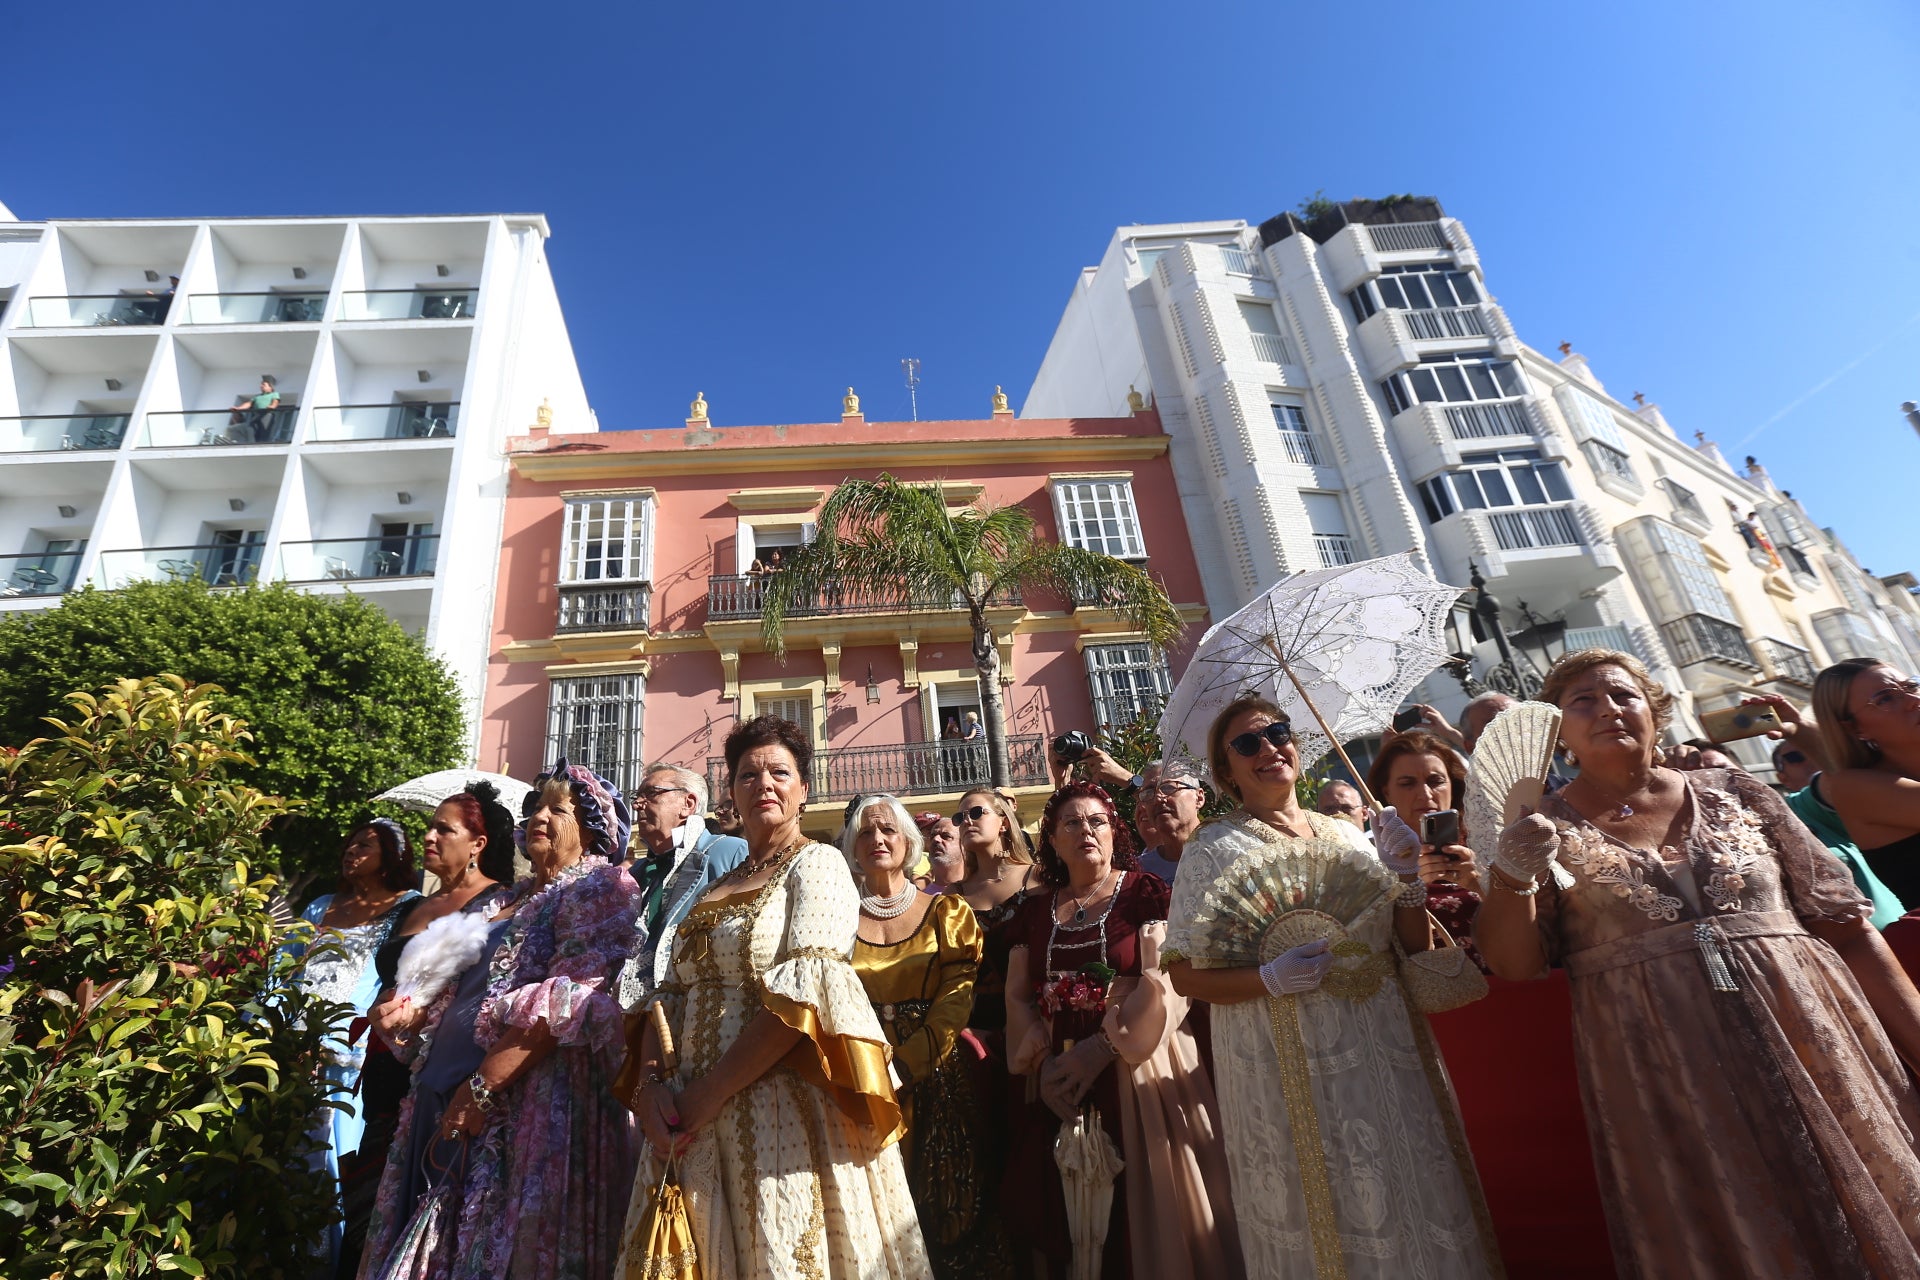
[1373,810,1422,877]
[1495,813,1560,886]
[1260,938,1334,996]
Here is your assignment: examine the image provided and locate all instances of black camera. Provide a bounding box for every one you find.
[1052,730,1093,763]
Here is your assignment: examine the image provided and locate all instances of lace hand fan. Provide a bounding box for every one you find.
[1185,836,1400,966]
[1464,701,1574,889]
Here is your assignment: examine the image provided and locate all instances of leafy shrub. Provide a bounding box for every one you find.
[0,677,343,1279]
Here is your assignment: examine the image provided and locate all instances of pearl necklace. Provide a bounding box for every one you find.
[861,883,920,919]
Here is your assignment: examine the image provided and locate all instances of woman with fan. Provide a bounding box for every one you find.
[1475,649,1920,1277]
[1163,695,1500,1279]
[1002,781,1241,1279]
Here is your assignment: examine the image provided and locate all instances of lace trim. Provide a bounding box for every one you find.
[1696,789,1768,913]
[1560,827,1684,922]
[1264,992,1348,1279]
[780,945,846,964]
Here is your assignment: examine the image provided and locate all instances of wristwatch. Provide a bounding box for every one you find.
[1128,774,1144,791]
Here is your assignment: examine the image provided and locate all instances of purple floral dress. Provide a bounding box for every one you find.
[357,857,643,1279]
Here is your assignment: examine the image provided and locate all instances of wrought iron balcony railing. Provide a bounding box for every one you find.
[705,734,1050,804]
[557,582,651,633]
[1753,637,1818,686]
[1660,613,1758,669]
[707,575,1019,622]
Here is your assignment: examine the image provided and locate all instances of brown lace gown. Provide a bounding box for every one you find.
[1533,769,1920,1278]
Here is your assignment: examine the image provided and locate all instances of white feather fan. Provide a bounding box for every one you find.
[392,910,492,1008]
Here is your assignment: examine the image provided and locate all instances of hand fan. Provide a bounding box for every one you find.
[1182,832,1401,966]
[1464,702,1573,889]
[392,911,492,1009]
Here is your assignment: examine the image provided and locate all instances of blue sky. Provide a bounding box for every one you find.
[6,0,1917,573]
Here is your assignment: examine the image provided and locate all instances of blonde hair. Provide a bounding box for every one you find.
[958,788,1031,869]
[1205,693,1291,801]
[839,793,928,881]
[1537,649,1675,732]
[1812,658,1890,772]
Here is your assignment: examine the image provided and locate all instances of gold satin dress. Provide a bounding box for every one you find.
[852,893,1014,1280]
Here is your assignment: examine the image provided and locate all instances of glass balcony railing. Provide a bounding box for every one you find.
[0,550,86,597]
[140,407,296,448]
[338,289,476,321]
[183,292,328,324]
[23,294,174,327]
[95,543,265,589]
[279,535,440,583]
[0,413,130,453]
[308,403,459,442]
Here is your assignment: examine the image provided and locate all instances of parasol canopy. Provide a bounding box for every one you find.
[374,769,534,816]
[1054,1106,1124,1280]
[1156,552,1459,801]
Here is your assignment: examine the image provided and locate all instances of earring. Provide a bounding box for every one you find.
[1862,738,1881,753]
[1559,743,1578,768]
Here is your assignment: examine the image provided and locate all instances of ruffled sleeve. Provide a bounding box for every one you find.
[893,895,983,1086]
[489,862,642,1056]
[758,843,905,1145]
[1726,770,1871,926]
[1162,824,1229,967]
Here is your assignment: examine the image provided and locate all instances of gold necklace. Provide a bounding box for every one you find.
[723,839,801,885]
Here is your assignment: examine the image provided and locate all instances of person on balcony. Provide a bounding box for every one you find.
[613,764,747,1012]
[229,375,282,443]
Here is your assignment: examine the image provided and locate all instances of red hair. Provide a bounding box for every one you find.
[1036,782,1138,888]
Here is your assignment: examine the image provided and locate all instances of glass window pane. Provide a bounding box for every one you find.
[1539,463,1573,501]
[1478,469,1514,506]
[1410,369,1442,403]
[1464,364,1498,400]
[1377,278,1406,309]
[1511,466,1546,505]
[1402,276,1434,309]
[1451,272,1479,304]
[1452,473,1487,509]
[1493,362,1525,397]
[1435,367,1471,402]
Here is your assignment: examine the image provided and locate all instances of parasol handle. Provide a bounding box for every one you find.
[649,1001,677,1076]
[1262,638,1384,814]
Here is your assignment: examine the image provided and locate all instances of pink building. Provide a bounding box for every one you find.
[481,396,1209,837]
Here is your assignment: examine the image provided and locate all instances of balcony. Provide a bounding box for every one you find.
[705,734,1050,805]
[1248,331,1297,365]
[1487,505,1581,551]
[1314,533,1359,567]
[1219,247,1265,277]
[140,407,295,448]
[1752,637,1817,687]
[338,289,476,321]
[0,413,130,453]
[1445,400,1531,441]
[1658,479,1711,535]
[0,549,85,597]
[1365,222,1448,253]
[183,292,328,325]
[707,574,1019,622]
[557,582,651,633]
[309,402,459,442]
[22,294,172,328]
[96,543,265,589]
[1660,613,1757,669]
[1564,624,1637,657]
[280,535,440,582]
[1276,428,1324,466]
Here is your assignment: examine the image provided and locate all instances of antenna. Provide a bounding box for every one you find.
[900,358,921,422]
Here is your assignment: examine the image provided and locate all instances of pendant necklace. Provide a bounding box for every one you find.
[861,883,919,919]
[1060,868,1117,927]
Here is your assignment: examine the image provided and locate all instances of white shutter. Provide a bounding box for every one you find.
[735,520,757,575]
[800,521,818,546]
[1302,493,1350,536]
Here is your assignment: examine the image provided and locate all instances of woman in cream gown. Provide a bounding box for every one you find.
[622,715,931,1280]
[1164,696,1500,1279]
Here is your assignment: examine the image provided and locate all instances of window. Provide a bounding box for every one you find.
[1270,400,1323,465]
[1084,643,1172,730]
[1561,389,1628,450]
[546,673,645,793]
[1053,479,1146,560]
[1417,449,1572,523]
[1641,519,1738,621]
[207,529,264,585]
[1238,300,1296,365]
[1304,493,1357,567]
[1582,439,1637,484]
[1346,263,1481,322]
[561,494,654,584]
[1382,351,1525,415]
[1659,478,1706,524]
[1134,245,1173,277]
[755,693,813,734]
[374,520,436,576]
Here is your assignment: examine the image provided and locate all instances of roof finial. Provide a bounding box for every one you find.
[689,391,708,422]
[992,385,1009,415]
[1127,385,1146,413]
[843,386,860,417]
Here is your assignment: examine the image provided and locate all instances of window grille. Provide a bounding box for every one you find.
[1084,643,1172,731]
[546,674,646,793]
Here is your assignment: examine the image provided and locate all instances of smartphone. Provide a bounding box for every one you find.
[1392,707,1425,733]
[1420,809,1461,847]
[1700,705,1782,745]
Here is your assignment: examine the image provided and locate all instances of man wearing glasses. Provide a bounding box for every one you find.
[1131,762,1209,885]
[614,763,748,1008]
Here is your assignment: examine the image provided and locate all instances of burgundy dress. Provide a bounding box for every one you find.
[1003,873,1171,1280]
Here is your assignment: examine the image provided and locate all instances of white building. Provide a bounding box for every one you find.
[0,210,596,752]
[1022,199,1914,765]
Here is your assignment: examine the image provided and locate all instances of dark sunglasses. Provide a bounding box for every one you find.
[952,804,991,825]
[1228,722,1294,758]
[1778,750,1807,766]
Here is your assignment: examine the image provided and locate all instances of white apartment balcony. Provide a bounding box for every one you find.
[1353,306,1491,374]
[280,532,440,584]
[309,401,459,442]
[0,411,131,453]
[20,294,174,328]
[1389,400,1536,477]
[182,292,329,325]
[0,546,85,598]
[181,222,344,327]
[337,288,477,322]
[1314,533,1359,567]
[1316,221,1454,296]
[138,405,297,448]
[337,221,486,325]
[1659,612,1759,671]
[312,329,469,447]
[95,541,266,589]
[12,223,196,329]
[1429,501,1620,614]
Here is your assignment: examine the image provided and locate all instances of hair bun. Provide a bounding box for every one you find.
[466,779,500,804]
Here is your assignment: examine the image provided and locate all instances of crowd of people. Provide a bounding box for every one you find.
[285,646,1920,1280]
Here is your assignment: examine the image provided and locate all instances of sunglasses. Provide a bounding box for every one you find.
[1778,750,1807,765]
[1228,722,1295,758]
[952,804,992,826]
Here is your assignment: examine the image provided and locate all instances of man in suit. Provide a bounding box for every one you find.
[615,762,748,1008]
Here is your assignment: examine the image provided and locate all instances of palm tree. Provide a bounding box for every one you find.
[760,475,1184,788]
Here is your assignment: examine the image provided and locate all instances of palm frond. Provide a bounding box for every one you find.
[1010,544,1186,649]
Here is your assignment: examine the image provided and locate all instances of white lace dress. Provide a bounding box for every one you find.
[628,841,932,1280]
[1164,812,1499,1280]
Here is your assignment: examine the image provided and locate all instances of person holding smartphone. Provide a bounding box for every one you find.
[1366,730,1485,970]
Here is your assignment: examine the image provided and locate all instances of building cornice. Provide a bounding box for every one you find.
[511,434,1169,482]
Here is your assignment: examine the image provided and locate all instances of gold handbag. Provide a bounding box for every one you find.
[1396,913,1488,1013]
[625,1151,700,1280]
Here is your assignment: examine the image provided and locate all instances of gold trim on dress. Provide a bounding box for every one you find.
[1265,992,1348,1280]
[1402,993,1508,1279]
[763,985,906,1146]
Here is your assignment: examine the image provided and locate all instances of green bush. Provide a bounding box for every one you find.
[0,579,466,882]
[0,677,343,1279]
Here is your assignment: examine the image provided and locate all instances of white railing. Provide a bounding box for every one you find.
[1401,306,1486,340]
[1220,247,1264,277]
[1444,400,1530,439]
[1366,222,1448,253]
[1564,624,1635,656]
[1488,505,1581,551]
[1277,429,1323,466]
[1314,533,1358,567]
[1249,331,1297,365]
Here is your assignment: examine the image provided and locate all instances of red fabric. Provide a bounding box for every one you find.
[1885,911,1920,985]
[1428,970,1617,1279]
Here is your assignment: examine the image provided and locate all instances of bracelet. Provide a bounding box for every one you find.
[1489,865,1543,897]
[1394,879,1428,909]
[468,1071,500,1113]
[1095,1029,1121,1057]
